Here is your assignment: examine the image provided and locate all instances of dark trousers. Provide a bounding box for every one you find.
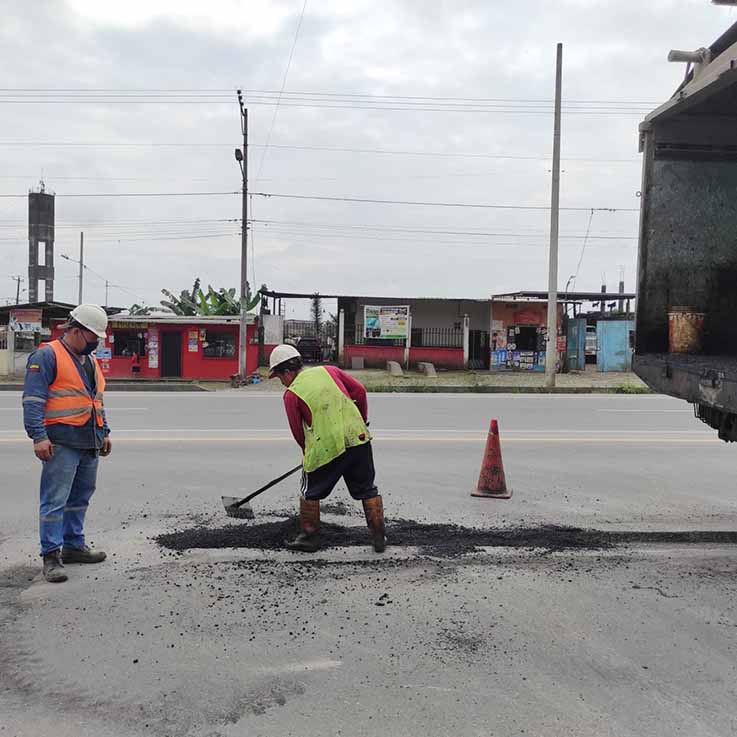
[303,443,379,501]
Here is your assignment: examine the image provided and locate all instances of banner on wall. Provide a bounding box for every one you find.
[9,309,42,333]
[363,305,410,340]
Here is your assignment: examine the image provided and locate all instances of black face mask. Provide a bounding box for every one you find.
[80,339,99,356]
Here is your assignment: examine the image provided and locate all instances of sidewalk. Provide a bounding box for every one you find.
[340,366,651,394]
[0,366,651,393]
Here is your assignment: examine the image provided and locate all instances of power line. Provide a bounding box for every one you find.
[0,140,640,163]
[0,188,639,211]
[0,87,660,104]
[572,209,596,291]
[248,227,637,250]
[251,191,640,212]
[0,191,238,198]
[254,0,308,184]
[249,218,635,239]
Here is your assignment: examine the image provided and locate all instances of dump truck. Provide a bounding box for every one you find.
[634,22,737,442]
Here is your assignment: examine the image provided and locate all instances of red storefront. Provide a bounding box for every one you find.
[50,315,258,380]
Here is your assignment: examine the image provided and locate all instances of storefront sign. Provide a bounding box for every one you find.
[148,327,159,369]
[96,347,112,360]
[364,305,410,340]
[110,321,149,329]
[188,330,199,353]
[9,308,42,333]
[513,307,545,325]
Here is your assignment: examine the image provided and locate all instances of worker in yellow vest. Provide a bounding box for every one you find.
[22,305,112,583]
[269,344,386,553]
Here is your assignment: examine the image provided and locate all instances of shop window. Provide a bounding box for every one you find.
[113,330,145,357]
[203,331,236,358]
[513,326,539,351]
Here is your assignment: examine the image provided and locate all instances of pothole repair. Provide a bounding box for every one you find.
[156,518,737,558]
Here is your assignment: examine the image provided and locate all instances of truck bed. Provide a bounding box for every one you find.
[634,353,737,409]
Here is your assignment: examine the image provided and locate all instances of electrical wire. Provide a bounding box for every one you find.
[254,0,308,184]
[0,141,640,163]
[571,209,596,292]
[248,217,636,240]
[251,191,639,212]
[0,189,639,211]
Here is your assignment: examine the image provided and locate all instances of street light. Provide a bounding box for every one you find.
[235,90,248,380]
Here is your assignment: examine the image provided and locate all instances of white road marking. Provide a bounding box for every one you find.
[598,409,690,413]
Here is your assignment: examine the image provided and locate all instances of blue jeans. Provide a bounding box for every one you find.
[39,444,99,556]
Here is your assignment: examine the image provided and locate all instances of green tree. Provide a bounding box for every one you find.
[311,293,323,338]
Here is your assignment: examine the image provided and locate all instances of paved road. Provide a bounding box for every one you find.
[2,391,737,737]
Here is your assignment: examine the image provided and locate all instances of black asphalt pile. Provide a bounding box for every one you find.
[156,518,622,557]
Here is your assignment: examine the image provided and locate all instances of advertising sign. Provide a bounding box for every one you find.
[147,327,159,369]
[364,305,410,340]
[9,308,42,333]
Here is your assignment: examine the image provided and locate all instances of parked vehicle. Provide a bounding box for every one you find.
[585,326,597,360]
[634,22,737,441]
[293,336,322,362]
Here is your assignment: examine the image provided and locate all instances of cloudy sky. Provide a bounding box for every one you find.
[0,0,734,316]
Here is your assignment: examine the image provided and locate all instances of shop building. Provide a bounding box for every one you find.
[50,314,258,380]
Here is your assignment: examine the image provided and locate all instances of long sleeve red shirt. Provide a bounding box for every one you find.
[283,366,369,450]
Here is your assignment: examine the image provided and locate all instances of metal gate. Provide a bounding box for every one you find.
[597,320,635,372]
[566,318,586,371]
[469,330,490,370]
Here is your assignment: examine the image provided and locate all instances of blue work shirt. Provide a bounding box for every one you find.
[22,340,110,450]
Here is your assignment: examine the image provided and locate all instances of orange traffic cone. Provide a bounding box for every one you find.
[471,419,512,499]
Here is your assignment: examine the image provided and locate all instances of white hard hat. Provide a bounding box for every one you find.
[269,343,301,377]
[70,304,108,339]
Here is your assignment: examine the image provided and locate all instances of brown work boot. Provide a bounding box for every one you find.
[362,495,386,553]
[286,497,320,552]
[62,545,107,564]
[42,550,68,583]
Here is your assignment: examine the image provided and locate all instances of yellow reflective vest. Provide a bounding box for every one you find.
[287,367,370,473]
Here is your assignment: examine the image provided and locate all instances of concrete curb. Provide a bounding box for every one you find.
[0,382,653,395]
[363,385,655,395]
[0,382,211,392]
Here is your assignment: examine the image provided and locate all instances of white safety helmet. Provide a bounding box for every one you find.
[69,304,108,339]
[268,343,301,377]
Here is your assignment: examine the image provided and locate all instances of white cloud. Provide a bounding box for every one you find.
[65,0,296,38]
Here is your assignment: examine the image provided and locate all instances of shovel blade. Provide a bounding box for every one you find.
[221,496,255,520]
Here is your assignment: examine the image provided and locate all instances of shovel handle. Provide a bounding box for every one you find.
[232,464,303,509]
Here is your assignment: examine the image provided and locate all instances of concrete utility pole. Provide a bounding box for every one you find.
[78,232,84,304]
[235,90,249,379]
[545,42,563,389]
[11,276,24,305]
[105,280,110,308]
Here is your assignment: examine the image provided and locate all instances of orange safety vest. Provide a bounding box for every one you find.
[42,340,106,427]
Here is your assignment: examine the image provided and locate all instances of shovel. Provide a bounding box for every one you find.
[221,464,303,520]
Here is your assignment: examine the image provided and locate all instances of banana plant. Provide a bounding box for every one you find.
[161,278,261,316]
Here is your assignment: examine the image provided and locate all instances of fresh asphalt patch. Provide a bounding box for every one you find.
[156,517,737,558]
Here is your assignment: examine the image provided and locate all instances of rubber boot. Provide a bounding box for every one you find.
[286,497,320,552]
[43,550,68,583]
[362,495,386,553]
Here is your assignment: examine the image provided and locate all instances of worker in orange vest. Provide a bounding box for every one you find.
[22,305,112,583]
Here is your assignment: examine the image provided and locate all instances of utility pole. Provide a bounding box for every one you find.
[105,280,109,308]
[545,42,563,389]
[235,90,249,379]
[78,232,84,304]
[11,276,24,304]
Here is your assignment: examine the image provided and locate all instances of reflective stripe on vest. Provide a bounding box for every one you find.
[287,366,370,473]
[43,340,106,428]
